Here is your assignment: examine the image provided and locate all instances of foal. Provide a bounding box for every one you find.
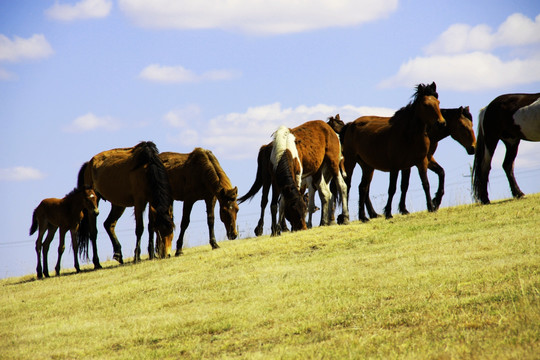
[30,187,99,279]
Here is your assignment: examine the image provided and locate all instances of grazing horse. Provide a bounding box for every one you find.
[340,82,446,221]
[472,93,540,204]
[270,120,349,235]
[329,106,476,216]
[238,143,317,236]
[77,141,174,264]
[151,148,239,256]
[30,187,99,279]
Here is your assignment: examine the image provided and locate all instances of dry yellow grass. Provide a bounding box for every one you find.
[1,194,539,359]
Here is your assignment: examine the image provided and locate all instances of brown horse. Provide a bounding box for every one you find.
[77,141,174,264]
[340,82,446,221]
[270,120,349,235]
[329,106,476,217]
[472,93,540,204]
[30,187,99,279]
[150,148,239,256]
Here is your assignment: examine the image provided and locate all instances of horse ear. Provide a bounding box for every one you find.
[231,187,238,198]
[464,106,469,112]
[335,114,340,120]
[430,82,437,91]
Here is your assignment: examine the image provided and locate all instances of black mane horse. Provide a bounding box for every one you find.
[472,93,540,204]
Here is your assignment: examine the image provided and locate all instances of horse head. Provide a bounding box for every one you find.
[450,106,476,155]
[327,114,345,134]
[416,82,446,128]
[218,187,239,240]
[282,184,308,231]
[153,205,174,258]
[82,188,99,216]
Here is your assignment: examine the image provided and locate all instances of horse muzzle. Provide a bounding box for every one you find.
[467,145,476,155]
[93,209,100,216]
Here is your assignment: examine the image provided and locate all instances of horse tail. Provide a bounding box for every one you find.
[76,161,92,259]
[238,145,269,204]
[29,209,38,236]
[134,141,174,232]
[471,107,487,202]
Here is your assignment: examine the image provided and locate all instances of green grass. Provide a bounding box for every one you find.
[1,194,539,359]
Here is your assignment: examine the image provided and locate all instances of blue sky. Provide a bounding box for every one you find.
[1,0,539,278]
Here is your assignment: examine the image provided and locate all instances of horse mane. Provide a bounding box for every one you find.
[271,126,298,170]
[274,150,299,195]
[132,141,174,230]
[390,82,439,124]
[189,148,233,196]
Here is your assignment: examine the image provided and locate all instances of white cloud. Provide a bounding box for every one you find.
[139,64,240,84]
[64,113,122,132]
[165,103,395,160]
[119,0,398,35]
[0,67,17,81]
[379,52,540,91]
[425,13,540,55]
[0,167,46,181]
[0,34,54,63]
[45,0,112,21]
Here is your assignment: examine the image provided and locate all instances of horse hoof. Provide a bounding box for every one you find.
[94,263,103,270]
[175,249,183,256]
[360,217,369,223]
[113,253,124,264]
[385,214,393,219]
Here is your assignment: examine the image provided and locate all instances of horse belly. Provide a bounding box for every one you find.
[514,98,540,141]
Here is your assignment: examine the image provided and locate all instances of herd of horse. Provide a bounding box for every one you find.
[30,83,540,279]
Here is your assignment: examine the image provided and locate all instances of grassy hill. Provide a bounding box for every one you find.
[1,194,539,359]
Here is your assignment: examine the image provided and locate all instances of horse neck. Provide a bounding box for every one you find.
[392,104,428,138]
[64,193,85,220]
[203,152,233,197]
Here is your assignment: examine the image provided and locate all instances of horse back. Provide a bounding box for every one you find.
[34,197,75,229]
[87,148,147,206]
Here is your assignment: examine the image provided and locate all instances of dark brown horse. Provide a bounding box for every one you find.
[329,106,476,217]
[150,148,239,256]
[340,82,446,221]
[269,120,349,235]
[30,187,99,279]
[472,93,540,204]
[77,141,174,264]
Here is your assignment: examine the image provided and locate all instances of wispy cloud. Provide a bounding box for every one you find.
[380,13,540,91]
[119,0,398,35]
[45,0,113,21]
[0,167,45,181]
[165,103,395,159]
[0,34,54,63]
[64,113,122,132]
[139,64,240,84]
[424,13,540,55]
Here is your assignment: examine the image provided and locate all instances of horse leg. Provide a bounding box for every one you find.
[175,201,194,256]
[42,225,57,278]
[307,183,316,228]
[147,209,155,260]
[502,139,524,199]
[316,173,333,226]
[334,168,350,225]
[104,205,125,264]
[358,166,374,222]
[133,204,145,263]
[428,159,445,210]
[384,171,399,219]
[363,186,380,219]
[255,182,270,236]
[270,186,281,236]
[205,197,220,250]
[417,161,435,212]
[54,228,67,276]
[398,169,411,215]
[35,226,47,279]
[87,210,102,269]
[70,229,81,273]
[478,137,499,204]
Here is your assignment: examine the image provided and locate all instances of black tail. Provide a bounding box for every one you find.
[77,161,92,259]
[238,145,270,204]
[29,209,38,236]
[134,141,174,233]
[471,108,487,203]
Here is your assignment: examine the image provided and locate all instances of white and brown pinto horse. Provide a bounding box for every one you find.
[472,93,540,204]
[270,120,349,235]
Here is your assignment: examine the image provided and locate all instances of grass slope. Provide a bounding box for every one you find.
[1,194,539,359]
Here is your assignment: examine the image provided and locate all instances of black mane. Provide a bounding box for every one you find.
[390,82,438,124]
